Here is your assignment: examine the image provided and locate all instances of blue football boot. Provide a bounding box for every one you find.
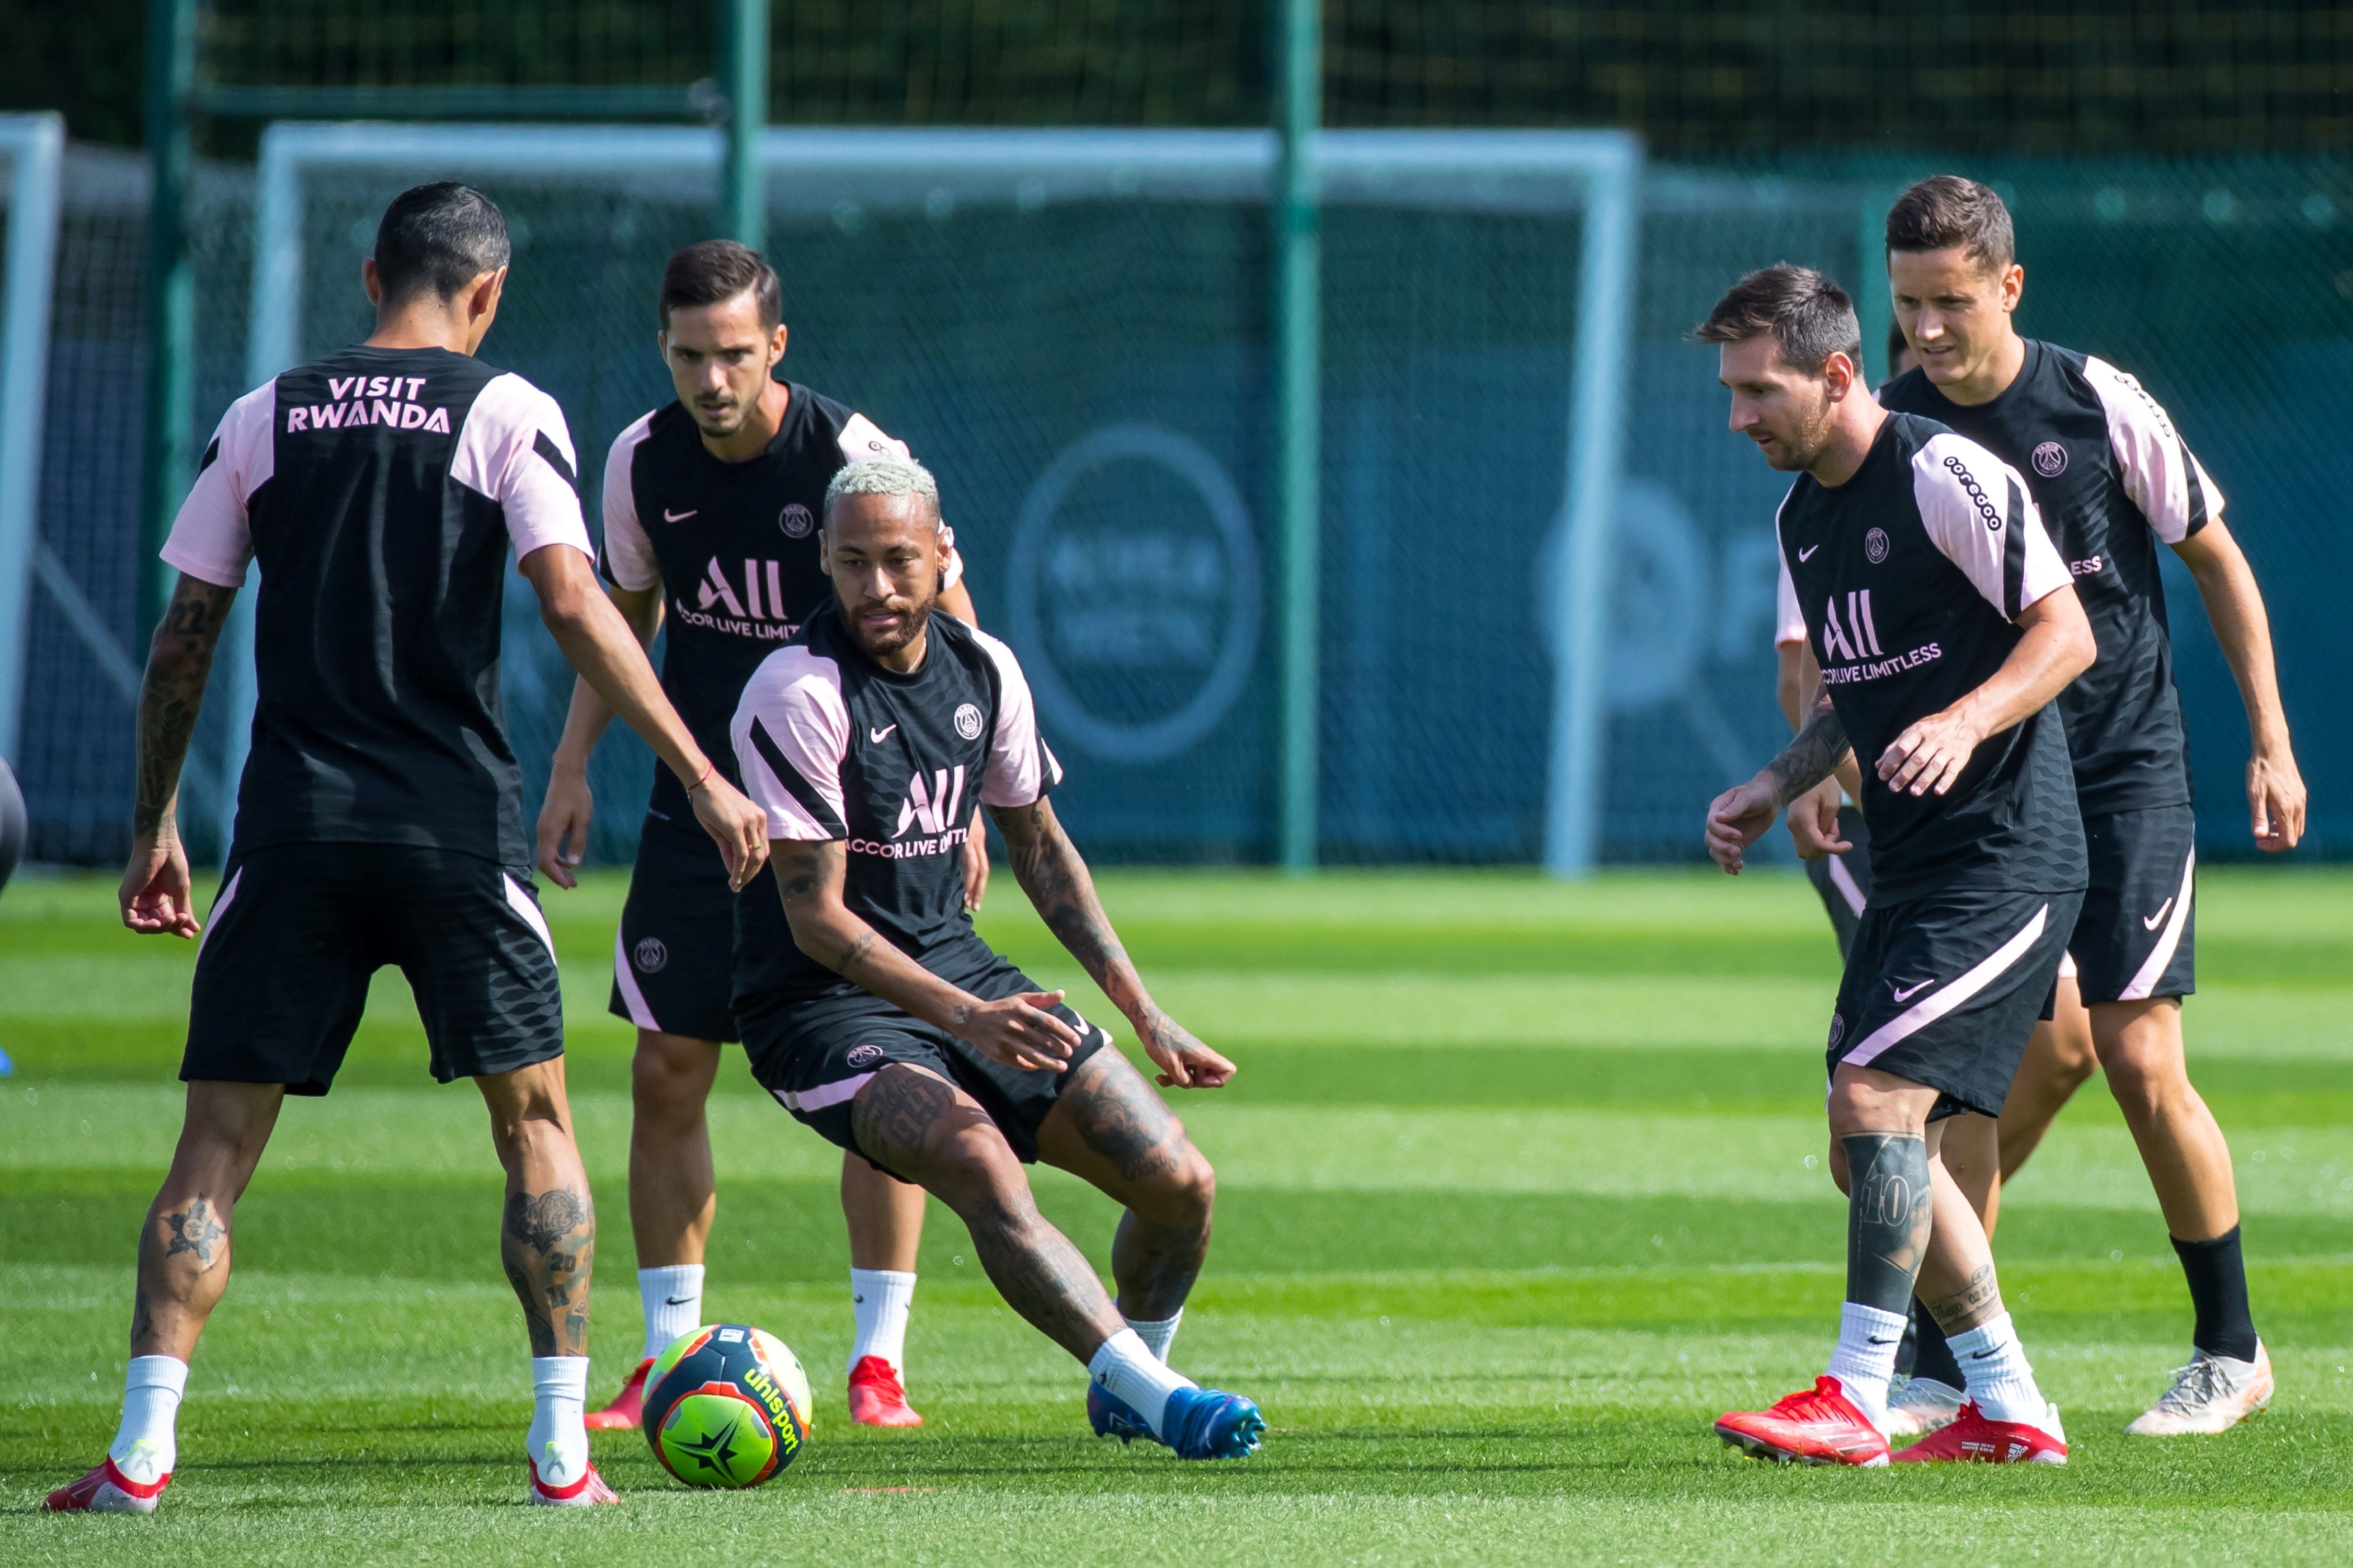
[1159,1387,1265,1460]
[1087,1380,1155,1445]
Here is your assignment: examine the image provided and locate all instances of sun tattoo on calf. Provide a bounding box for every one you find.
[162,1195,227,1268]
[500,1186,595,1356]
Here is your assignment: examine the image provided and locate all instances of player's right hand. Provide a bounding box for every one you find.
[690,775,772,891]
[1785,777,1852,862]
[535,763,594,889]
[1704,775,1781,875]
[120,831,201,939]
[960,990,1080,1072]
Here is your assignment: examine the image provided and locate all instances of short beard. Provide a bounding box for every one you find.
[850,590,938,659]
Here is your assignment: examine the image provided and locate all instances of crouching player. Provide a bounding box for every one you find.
[727,455,1264,1459]
[1700,265,2094,1464]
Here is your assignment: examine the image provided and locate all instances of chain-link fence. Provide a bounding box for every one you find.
[12,144,2350,865]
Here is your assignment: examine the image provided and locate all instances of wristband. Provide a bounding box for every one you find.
[686,759,715,794]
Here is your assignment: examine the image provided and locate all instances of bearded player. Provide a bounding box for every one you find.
[730,455,1264,1459]
[1874,176,2303,1434]
[1703,265,2095,1466]
[538,241,981,1429]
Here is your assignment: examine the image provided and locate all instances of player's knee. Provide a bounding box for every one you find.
[1132,1140,1216,1231]
[631,1039,715,1124]
[2100,1047,2188,1119]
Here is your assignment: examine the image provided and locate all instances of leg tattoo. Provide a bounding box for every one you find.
[501,1186,595,1357]
[849,1068,962,1181]
[1923,1263,2003,1331]
[1843,1134,1934,1315]
[162,1195,227,1267]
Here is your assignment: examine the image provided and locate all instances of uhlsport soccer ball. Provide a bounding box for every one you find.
[642,1324,814,1489]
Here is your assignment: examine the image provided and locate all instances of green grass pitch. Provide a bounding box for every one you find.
[4,864,2351,1563]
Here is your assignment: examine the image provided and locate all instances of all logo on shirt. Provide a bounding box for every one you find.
[895,765,968,841]
[677,556,796,640]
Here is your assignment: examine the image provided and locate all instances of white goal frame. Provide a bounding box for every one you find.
[238,123,1640,872]
[0,112,63,768]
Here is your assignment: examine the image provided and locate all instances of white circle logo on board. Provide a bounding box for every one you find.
[1865,527,1890,564]
[779,502,815,539]
[632,937,668,974]
[1007,425,1262,763]
[954,702,985,741]
[2032,441,2069,478]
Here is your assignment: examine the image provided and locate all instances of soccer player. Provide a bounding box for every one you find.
[1875,176,2303,1433]
[1700,264,2095,1466]
[535,241,980,1430]
[45,184,769,1514]
[728,455,1265,1460]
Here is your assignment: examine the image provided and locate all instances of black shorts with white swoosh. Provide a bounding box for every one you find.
[2066,804,2197,1005]
[1826,886,2084,1120]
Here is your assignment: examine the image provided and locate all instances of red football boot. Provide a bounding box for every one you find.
[44,1457,170,1514]
[1715,1376,1891,1467]
[847,1355,924,1427]
[583,1357,652,1431]
[1893,1401,2068,1464]
[528,1457,620,1505]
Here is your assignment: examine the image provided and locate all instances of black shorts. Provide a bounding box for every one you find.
[1801,806,1873,962]
[608,819,741,1044]
[741,956,1111,1168]
[185,843,564,1095]
[2066,804,2197,1005]
[1826,886,2084,1120]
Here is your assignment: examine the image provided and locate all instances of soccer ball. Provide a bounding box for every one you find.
[642,1323,814,1489]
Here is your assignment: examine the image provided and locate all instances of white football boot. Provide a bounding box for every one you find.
[2126,1341,2274,1436]
[1882,1375,1966,1438]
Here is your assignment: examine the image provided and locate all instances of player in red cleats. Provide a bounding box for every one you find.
[1715,1375,1892,1467]
[584,1358,652,1430]
[1894,1401,2068,1464]
[44,1458,170,1514]
[529,1458,621,1505]
[848,1355,924,1427]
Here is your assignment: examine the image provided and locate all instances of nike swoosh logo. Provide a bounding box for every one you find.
[2144,896,2175,931]
[664,1296,694,1306]
[1970,1348,1998,1359]
[869,725,897,744]
[1798,544,1820,561]
[1867,1336,1900,1346]
[663,507,696,522]
[1892,979,1934,1002]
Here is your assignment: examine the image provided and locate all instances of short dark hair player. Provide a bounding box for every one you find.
[1699,264,2096,1467]
[46,184,770,1515]
[1877,176,2303,1435]
[729,455,1265,1459]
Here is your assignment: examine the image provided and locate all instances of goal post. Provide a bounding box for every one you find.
[233,122,1640,871]
[0,112,64,769]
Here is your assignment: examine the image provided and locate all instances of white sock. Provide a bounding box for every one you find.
[108,1355,188,1485]
[529,1356,591,1488]
[1946,1310,2048,1425]
[1087,1328,1194,1439]
[1824,1301,1908,1434]
[849,1268,916,1375]
[1124,1309,1183,1364]
[639,1264,704,1362]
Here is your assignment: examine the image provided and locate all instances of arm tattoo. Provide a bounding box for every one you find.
[1842,1134,1935,1316]
[1764,691,1852,809]
[500,1185,595,1357]
[990,800,1144,1012]
[134,578,235,835]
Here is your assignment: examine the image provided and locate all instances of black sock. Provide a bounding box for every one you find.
[1907,1296,1964,1391]
[2173,1226,2259,1363]
[1895,1311,1918,1378]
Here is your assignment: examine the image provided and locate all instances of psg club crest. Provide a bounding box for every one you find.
[1865,528,1890,564]
[634,937,669,974]
[2032,441,2069,478]
[779,503,815,539]
[954,702,986,740]
[846,1043,885,1069]
[1827,1014,1846,1051]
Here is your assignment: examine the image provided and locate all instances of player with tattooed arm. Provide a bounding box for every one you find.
[48,185,768,1514]
[729,455,1265,1459]
[1700,265,2095,1466]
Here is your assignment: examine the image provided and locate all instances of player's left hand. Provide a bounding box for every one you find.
[120,830,201,939]
[1704,775,1781,874]
[1877,707,1985,798]
[1786,777,1852,861]
[962,805,990,910]
[1134,1006,1233,1090]
[2248,748,2306,852]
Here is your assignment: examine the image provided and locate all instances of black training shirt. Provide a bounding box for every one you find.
[1878,342,2219,815]
[163,346,591,864]
[1775,412,2086,904]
